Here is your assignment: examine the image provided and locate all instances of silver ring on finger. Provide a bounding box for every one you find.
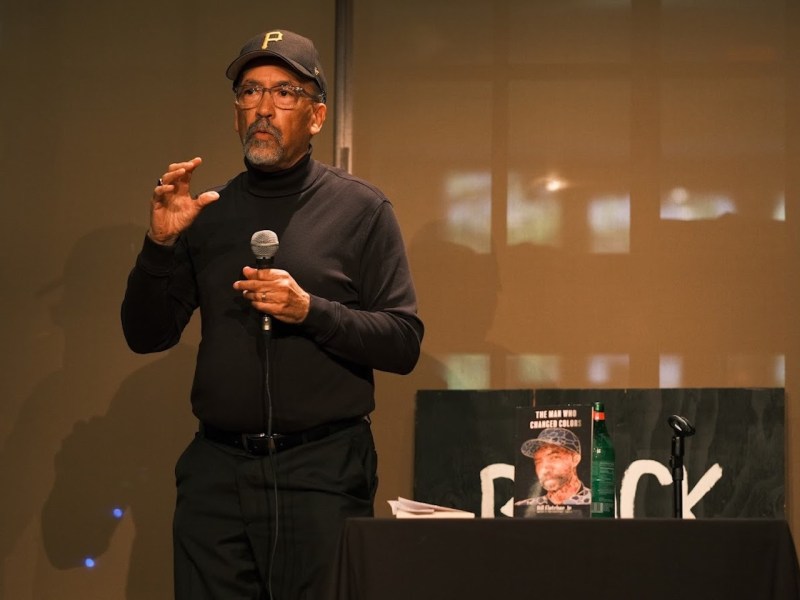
[260,292,267,302]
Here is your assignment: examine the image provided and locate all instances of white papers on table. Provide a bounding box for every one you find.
[387,497,475,519]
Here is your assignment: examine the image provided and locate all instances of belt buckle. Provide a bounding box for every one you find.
[244,433,271,455]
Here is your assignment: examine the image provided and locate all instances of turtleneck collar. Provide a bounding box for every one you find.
[244,147,319,198]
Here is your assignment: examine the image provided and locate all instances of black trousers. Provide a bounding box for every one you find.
[172,420,377,600]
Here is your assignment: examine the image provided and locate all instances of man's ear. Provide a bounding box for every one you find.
[310,102,327,135]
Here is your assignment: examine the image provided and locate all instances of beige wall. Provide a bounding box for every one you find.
[1,0,798,598]
[360,0,800,523]
[0,2,336,598]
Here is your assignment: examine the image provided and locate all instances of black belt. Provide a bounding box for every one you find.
[200,416,366,456]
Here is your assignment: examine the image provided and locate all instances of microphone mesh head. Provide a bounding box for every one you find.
[250,230,279,260]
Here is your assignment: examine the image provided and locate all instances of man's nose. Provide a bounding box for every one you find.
[255,92,275,115]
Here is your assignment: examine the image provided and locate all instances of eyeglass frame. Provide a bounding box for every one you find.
[233,82,325,110]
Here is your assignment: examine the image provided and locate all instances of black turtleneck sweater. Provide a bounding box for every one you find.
[121,152,424,433]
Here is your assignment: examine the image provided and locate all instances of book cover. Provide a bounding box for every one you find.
[513,404,593,518]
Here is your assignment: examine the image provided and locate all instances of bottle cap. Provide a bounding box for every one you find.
[593,402,606,420]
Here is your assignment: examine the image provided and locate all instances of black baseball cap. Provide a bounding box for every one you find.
[520,427,581,457]
[226,29,327,103]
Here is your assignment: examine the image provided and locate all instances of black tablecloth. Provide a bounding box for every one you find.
[333,518,800,600]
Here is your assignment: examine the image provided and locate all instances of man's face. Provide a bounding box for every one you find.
[233,62,326,171]
[532,444,580,492]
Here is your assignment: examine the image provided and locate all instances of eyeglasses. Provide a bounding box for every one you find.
[234,83,322,110]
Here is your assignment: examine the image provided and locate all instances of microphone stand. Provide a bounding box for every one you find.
[667,415,695,519]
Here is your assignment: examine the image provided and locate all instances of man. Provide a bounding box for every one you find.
[121,29,423,599]
[515,427,590,515]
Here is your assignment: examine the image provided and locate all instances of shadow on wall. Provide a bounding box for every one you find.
[408,220,502,360]
[41,343,196,599]
[0,225,196,599]
[372,219,509,515]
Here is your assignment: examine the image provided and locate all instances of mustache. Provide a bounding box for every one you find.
[245,119,282,144]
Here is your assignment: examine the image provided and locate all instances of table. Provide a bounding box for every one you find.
[332,518,800,600]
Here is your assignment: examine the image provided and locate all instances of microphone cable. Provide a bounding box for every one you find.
[258,321,281,600]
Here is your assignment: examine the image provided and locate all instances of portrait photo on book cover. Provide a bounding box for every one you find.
[513,406,592,518]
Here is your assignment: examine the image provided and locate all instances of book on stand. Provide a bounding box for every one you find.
[513,404,592,518]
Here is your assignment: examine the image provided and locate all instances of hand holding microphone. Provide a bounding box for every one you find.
[234,230,311,326]
[250,230,280,332]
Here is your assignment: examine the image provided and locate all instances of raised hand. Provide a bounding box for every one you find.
[148,157,220,246]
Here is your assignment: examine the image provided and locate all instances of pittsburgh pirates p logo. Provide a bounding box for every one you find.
[262,31,283,49]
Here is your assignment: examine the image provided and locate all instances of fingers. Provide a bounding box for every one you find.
[167,157,203,174]
[153,168,186,197]
[196,190,220,208]
[240,289,269,303]
[155,157,203,191]
[234,269,269,290]
[240,266,278,280]
[233,269,280,295]
[154,158,220,208]
[232,270,310,324]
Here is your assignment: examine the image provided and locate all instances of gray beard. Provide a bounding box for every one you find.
[243,120,284,167]
[244,138,284,167]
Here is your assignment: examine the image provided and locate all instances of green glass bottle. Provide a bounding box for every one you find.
[590,401,616,518]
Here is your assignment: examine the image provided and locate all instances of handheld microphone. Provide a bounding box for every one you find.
[251,229,279,268]
[250,230,279,332]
